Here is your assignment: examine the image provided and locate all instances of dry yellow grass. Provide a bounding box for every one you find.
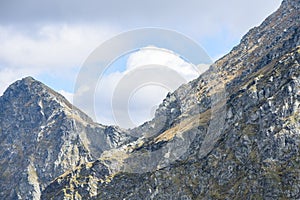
[154,109,211,143]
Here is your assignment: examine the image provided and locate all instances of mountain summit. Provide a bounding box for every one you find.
[0,77,133,199]
[1,0,300,199]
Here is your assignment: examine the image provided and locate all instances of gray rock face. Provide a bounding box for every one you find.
[1,0,300,199]
[0,77,133,199]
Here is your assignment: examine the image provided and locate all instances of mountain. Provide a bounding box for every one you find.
[1,0,300,199]
[0,77,134,199]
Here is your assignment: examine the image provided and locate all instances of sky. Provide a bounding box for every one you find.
[0,0,282,128]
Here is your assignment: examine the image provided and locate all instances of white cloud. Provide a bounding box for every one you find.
[94,46,209,128]
[0,25,117,69]
[0,24,118,94]
[126,46,204,80]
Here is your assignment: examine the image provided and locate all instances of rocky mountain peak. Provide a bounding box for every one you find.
[0,76,133,199]
[5,76,47,96]
[3,76,73,110]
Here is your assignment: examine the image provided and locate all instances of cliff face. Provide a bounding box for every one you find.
[1,0,300,199]
[0,77,133,199]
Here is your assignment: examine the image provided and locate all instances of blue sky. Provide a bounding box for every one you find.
[0,0,282,127]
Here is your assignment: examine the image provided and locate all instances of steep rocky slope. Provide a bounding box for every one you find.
[1,0,299,199]
[0,77,133,199]
[41,0,300,199]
